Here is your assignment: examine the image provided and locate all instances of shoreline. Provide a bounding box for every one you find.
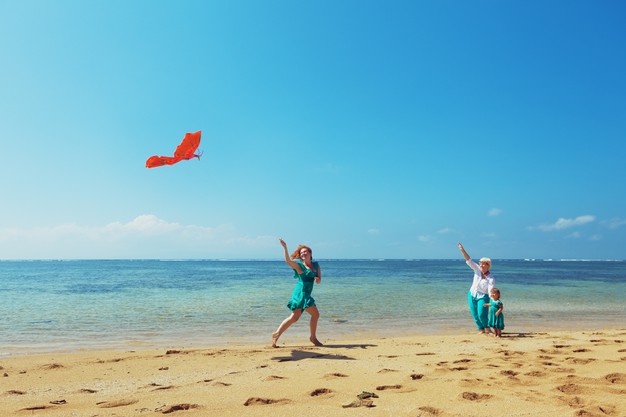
[1,328,624,416]
[2,320,624,359]
[2,322,625,359]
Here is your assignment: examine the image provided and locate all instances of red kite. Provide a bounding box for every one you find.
[146,131,202,168]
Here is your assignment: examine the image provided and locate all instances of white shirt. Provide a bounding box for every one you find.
[467,259,495,297]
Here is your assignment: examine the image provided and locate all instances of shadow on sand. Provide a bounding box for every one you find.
[271,344,376,362]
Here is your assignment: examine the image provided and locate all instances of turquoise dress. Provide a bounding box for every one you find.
[487,300,504,330]
[287,261,319,311]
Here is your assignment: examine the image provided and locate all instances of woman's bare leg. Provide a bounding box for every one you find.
[305,306,322,346]
[272,310,302,347]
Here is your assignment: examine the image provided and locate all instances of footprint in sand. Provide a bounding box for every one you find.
[151,385,174,391]
[20,405,55,411]
[41,363,64,370]
[556,383,587,395]
[7,390,27,395]
[378,368,399,373]
[557,395,585,408]
[410,374,424,380]
[96,399,139,408]
[461,392,493,401]
[160,404,200,414]
[376,384,402,391]
[604,373,625,384]
[324,372,348,379]
[264,375,287,381]
[576,405,617,416]
[565,357,596,365]
[459,378,484,387]
[436,361,468,371]
[416,406,443,416]
[244,397,290,406]
[79,388,98,393]
[310,388,333,396]
[497,349,525,357]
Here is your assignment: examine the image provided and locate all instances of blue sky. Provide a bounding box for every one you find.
[1,0,625,260]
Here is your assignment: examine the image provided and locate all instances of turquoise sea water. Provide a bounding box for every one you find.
[1,259,625,356]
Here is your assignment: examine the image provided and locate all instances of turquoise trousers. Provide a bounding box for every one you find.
[467,291,489,330]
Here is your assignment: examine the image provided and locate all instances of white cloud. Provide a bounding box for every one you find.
[437,227,453,234]
[534,215,595,232]
[488,208,502,217]
[590,234,602,241]
[566,232,581,239]
[367,228,380,235]
[102,215,182,236]
[418,235,434,242]
[607,217,626,230]
[0,215,276,259]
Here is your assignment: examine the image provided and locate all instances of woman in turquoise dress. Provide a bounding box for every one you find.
[485,288,504,337]
[272,238,323,348]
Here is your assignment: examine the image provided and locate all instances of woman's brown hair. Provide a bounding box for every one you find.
[290,245,312,260]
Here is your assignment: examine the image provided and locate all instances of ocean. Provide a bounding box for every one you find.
[1,259,624,356]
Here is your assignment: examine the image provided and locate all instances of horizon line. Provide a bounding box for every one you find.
[1,258,624,262]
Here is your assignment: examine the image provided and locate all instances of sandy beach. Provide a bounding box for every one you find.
[1,328,625,417]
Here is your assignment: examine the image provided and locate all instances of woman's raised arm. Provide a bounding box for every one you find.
[280,238,303,274]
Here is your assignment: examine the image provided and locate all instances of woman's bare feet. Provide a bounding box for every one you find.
[310,337,323,346]
[272,332,280,348]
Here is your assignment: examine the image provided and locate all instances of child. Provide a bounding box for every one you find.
[484,288,504,337]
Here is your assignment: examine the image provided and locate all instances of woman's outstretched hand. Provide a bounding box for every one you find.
[458,242,470,261]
